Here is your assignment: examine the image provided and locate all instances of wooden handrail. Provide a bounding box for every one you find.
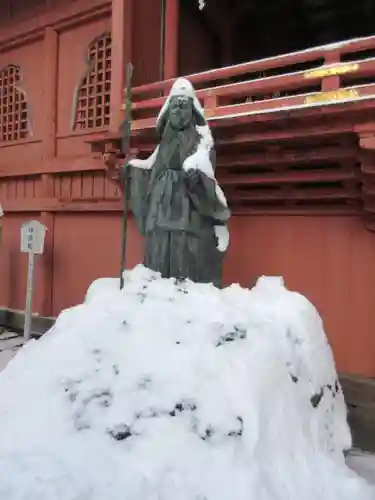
[130,57,375,114]
[126,31,375,133]
[132,34,375,98]
[130,82,375,132]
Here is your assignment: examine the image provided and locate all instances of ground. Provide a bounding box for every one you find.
[0,328,24,371]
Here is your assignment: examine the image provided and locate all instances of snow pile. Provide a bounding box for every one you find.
[0,265,373,500]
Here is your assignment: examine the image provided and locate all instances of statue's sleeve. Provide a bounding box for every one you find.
[185,148,230,224]
[118,147,159,236]
[185,169,230,224]
[119,164,151,237]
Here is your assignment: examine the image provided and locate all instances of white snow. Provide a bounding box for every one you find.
[181,123,229,252]
[213,224,229,252]
[183,124,228,207]
[0,266,373,500]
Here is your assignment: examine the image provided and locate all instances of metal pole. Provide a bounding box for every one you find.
[24,251,35,341]
[160,0,166,82]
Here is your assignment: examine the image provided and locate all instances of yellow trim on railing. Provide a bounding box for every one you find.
[304,63,359,79]
[304,89,359,104]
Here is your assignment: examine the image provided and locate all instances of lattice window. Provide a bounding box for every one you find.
[0,65,29,142]
[73,32,112,130]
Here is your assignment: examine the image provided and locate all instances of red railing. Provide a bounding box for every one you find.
[129,34,375,131]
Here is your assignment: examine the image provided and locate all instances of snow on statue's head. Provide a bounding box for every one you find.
[156,78,207,136]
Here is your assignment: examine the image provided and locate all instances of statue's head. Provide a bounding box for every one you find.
[156,78,207,136]
[168,95,194,130]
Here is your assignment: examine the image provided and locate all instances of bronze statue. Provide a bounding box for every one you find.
[104,78,230,287]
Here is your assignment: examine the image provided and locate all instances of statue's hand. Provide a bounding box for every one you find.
[103,151,121,182]
[103,152,134,183]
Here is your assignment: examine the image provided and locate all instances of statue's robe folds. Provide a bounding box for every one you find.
[120,128,230,287]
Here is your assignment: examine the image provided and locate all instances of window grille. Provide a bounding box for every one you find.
[73,32,112,130]
[0,65,29,142]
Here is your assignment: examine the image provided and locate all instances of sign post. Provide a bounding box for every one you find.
[20,220,46,341]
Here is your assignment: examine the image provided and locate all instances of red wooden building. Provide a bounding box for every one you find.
[1,0,375,382]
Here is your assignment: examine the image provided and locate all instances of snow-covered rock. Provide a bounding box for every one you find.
[0,265,373,500]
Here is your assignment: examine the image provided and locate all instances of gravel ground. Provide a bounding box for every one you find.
[0,328,374,485]
[0,328,24,371]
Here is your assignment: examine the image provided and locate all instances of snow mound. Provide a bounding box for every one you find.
[0,265,373,500]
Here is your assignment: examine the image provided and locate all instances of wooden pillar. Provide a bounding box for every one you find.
[110,0,133,131]
[39,27,58,317]
[164,0,179,79]
[42,27,58,159]
[39,207,55,318]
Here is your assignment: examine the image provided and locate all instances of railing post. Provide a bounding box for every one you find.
[204,92,218,119]
[322,50,341,92]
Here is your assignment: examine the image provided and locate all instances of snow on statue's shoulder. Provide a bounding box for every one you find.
[0,266,373,500]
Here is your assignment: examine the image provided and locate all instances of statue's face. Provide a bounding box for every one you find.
[168,96,193,130]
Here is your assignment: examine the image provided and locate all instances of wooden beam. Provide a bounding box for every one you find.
[1,198,122,213]
[230,206,360,216]
[0,155,105,178]
[0,0,110,52]
[229,188,359,202]
[0,197,360,216]
[0,147,358,179]
[219,169,357,186]
[110,0,133,131]
[217,147,357,168]
[130,120,355,152]
[164,0,179,79]
[216,123,354,147]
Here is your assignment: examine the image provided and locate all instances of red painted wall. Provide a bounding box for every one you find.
[225,215,375,377]
[52,214,143,314]
[3,212,375,377]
